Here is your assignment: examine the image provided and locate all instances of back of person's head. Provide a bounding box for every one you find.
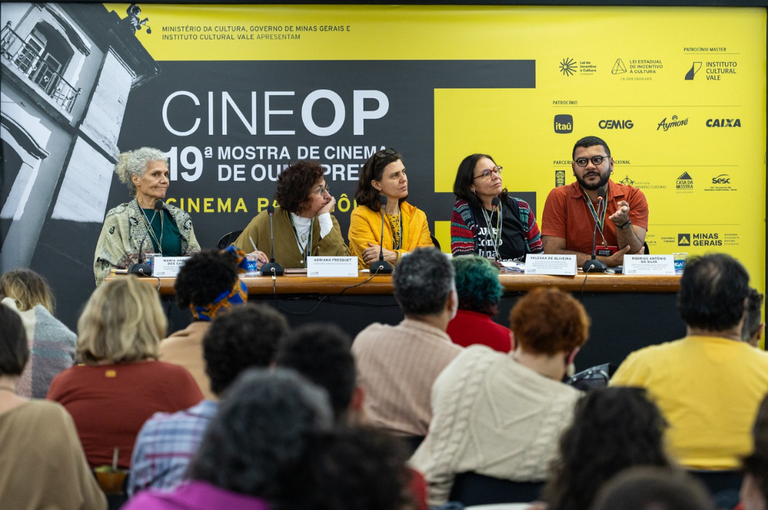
[677,253,750,331]
[544,387,670,510]
[510,287,590,356]
[0,268,54,313]
[393,247,454,317]
[275,323,356,421]
[77,276,166,365]
[742,393,768,508]
[290,425,415,510]
[590,467,715,510]
[175,249,241,311]
[203,304,288,396]
[452,256,504,317]
[189,368,333,501]
[743,288,765,344]
[0,304,29,377]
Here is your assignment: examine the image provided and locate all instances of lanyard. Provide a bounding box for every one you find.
[582,188,608,247]
[384,204,403,250]
[138,200,164,254]
[288,214,313,266]
[481,202,503,261]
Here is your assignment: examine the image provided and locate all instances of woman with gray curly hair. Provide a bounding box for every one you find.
[93,147,200,285]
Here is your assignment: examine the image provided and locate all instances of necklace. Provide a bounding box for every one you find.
[481,202,503,261]
[137,199,164,254]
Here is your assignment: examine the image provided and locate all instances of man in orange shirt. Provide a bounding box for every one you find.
[541,136,648,267]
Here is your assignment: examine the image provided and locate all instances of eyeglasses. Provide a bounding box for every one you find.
[473,166,503,180]
[313,184,331,195]
[374,148,397,161]
[574,156,609,167]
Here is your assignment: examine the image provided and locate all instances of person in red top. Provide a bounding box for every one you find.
[447,256,512,353]
[47,276,203,469]
[541,136,648,267]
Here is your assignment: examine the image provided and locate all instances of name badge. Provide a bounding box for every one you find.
[307,256,358,277]
[152,256,190,277]
[623,255,675,276]
[525,254,578,275]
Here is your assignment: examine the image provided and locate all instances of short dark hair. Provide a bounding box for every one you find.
[590,467,715,510]
[743,287,765,342]
[275,160,325,215]
[742,393,768,504]
[202,304,288,396]
[275,323,356,420]
[544,387,670,510]
[393,247,454,316]
[0,304,28,376]
[355,148,404,211]
[572,136,611,159]
[677,253,750,331]
[453,153,508,209]
[189,368,333,499]
[452,256,503,316]
[174,249,240,309]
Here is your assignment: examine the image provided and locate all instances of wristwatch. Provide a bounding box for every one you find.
[617,220,632,230]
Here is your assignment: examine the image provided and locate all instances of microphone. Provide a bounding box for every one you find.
[129,199,163,276]
[583,187,607,273]
[259,204,284,277]
[369,195,393,274]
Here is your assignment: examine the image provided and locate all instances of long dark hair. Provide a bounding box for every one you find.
[453,153,508,209]
[355,148,403,212]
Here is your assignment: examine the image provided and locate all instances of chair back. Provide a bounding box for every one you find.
[217,230,244,250]
[448,472,544,506]
[687,469,742,510]
[431,234,441,251]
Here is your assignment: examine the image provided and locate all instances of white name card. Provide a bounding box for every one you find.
[307,256,358,277]
[152,256,190,277]
[623,255,675,276]
[525,254,578,275]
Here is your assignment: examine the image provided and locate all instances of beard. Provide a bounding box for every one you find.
[575,170,610,191]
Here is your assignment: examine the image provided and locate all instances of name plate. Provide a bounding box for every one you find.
[152,256,190,277]
[623,255,675,276]
[307,256,358,277]
[524,254,578,275]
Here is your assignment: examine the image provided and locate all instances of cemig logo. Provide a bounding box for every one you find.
[706,119,741,127]
[712,174,730,184]
[685,62,702,80]
[678,234,691,246]
[554,115,573,134]
[599,119,634,129]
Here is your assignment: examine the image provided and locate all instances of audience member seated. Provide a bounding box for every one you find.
[590,467,715,510]
[122,368,333,510]
[446,255,512,352]
[611,253,768,470]
[352,247,462,437]
[159,247,248,400]
[411,287,588,506]
[0,268,76,398]
[740,393,768,510]
[0,304,106,510]
[130,304,287,495]
[47,276,203,469]
[541,387,672,510]
[743,288,765,348]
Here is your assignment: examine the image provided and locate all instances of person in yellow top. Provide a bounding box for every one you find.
[610,253,768,470]
[349,148,434,269]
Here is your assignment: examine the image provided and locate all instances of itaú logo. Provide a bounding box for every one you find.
[599,119,634,129]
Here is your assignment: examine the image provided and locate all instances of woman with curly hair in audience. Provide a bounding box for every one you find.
[46,276,203,469]
[0,268,76,397]
[0,305,106,510]
[234,160,349,268]
[541,386,673,510]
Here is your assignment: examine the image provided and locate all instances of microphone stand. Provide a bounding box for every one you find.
[260,204,284,277]
[130,199,163,276]
[582,190,607,273]
[370,195,393,274]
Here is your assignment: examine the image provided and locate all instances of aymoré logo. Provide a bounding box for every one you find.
[657,115,688,131]
[678,234,691,246]
[685,62,702,80]
[599,119,634,129]
[554,114,573,134]
[706,118,741,127]
[676,171,693,191]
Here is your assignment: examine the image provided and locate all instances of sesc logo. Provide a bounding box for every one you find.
[712,174,730,184]
[706,119,741,127]
[599,119,634,129]
[554,115,573,134]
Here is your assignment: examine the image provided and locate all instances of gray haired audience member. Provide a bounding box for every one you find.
[743,288,765,348]
[123,368,332,510]
[352,247,462,438]
[590,467,715,510]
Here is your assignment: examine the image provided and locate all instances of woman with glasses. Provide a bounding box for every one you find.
[234,160,349,268]
[451,153,543,261]
[349,148,433,269]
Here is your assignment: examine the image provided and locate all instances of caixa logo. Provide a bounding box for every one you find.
[554,114,573,134]
[598,120,633,129]
[712,174,730,184]
[706,119,741,127]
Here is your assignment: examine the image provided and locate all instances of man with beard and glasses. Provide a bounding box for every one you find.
[541,136,648,267]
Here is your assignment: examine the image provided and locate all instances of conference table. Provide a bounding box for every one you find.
[119,271,685,371]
